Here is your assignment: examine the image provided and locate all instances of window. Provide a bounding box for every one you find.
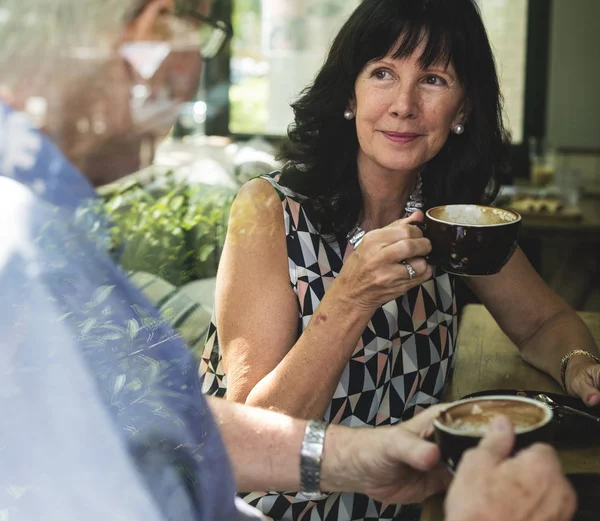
[229,0,359,135]
[477,0,529,144]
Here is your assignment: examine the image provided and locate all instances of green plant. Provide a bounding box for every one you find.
[102,175,235,287]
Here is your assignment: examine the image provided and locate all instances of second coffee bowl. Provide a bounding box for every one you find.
[433,395,554,471]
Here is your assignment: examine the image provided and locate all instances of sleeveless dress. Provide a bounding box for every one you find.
[200,173,458,521]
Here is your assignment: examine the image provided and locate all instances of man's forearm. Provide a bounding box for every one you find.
[206,396,449,502]
[206,396,306,493]
[206,396,363,495]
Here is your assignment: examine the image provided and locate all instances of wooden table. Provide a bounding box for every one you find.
[517,195,600,277]
[420,304,600,521]
[519,196,600,242]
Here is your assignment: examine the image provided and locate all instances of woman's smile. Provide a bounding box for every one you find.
[380,131,423,144]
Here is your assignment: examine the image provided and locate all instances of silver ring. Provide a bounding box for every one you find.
[400,260,416,280]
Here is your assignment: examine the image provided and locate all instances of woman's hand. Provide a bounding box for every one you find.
[335,210,433,312]
[464,249,600,410]
[323,406,451,504]
[565,355,600,406]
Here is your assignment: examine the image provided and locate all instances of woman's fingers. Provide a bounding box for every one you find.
[381,237,432,262]
[397,258,432,281]
[364,211,427,244]
[363,224,423,248]
[340,213,434,305]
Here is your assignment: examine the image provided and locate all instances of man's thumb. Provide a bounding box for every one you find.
[477,415,516,462]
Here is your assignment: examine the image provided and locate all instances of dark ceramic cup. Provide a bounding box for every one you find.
[433,395,554,471]
[424,204,521,276]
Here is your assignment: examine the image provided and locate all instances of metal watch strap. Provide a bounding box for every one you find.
[300,419,327,496]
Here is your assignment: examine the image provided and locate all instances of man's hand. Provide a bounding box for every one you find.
[445,416,577,521]
[322,406,452,504]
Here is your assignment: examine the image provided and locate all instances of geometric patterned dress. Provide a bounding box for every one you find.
[200,172,458,521]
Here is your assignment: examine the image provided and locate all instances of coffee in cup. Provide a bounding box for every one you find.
[424,204,521,276]
[433,395,554,470]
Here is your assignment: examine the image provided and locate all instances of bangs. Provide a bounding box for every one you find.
[356,1,466,76]
[391,24,453,70]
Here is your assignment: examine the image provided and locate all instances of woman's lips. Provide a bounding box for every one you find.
[381,131,422,144]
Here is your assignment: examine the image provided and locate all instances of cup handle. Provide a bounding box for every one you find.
[410,221,436,265]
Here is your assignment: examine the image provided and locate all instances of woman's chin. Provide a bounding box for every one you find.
[372,160,426,176]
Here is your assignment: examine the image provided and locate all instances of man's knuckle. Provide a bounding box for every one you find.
[460,447,480,465]
[524,444,559,469]
[564,487,578,517]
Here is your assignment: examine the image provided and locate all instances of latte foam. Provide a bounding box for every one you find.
[439,399,547,435]
[428,205,519,226]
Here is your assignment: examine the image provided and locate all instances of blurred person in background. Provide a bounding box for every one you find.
[3,0,217,185]
[0,1,575,521]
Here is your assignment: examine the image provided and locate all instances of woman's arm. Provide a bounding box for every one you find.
[466,247,600,405]
[215,178,431,418]
[215,178,374,418]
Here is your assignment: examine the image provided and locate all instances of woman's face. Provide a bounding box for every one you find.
[351,41,466,178]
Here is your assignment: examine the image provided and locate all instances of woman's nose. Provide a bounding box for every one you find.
[388,86,419,119]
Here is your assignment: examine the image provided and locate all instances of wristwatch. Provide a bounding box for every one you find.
[300,419,328,499]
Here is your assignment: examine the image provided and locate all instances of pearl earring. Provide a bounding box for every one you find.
[344,109,355,120]
[453,123,465,135]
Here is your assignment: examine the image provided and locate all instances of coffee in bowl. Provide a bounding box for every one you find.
[433,395,554,470]
[424,204,521,276]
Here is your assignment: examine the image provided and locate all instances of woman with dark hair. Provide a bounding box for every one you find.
[279,0,508,230]
[201,0,600,519]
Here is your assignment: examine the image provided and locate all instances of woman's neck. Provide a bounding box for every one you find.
[357,156,420,231]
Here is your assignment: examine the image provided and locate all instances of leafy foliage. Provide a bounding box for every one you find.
[101,172,236,287]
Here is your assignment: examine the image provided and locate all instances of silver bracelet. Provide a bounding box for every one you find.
[347,226,366,249]
[300,419,327,498]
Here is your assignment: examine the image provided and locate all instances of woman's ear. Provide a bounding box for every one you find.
[456,98,471,125]
[348,97,357,114]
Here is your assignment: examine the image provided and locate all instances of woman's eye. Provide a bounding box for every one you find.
[424,75,446,86]
[372,69,391,80]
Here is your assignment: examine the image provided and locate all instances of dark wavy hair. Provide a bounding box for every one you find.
[278,0,510,235]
